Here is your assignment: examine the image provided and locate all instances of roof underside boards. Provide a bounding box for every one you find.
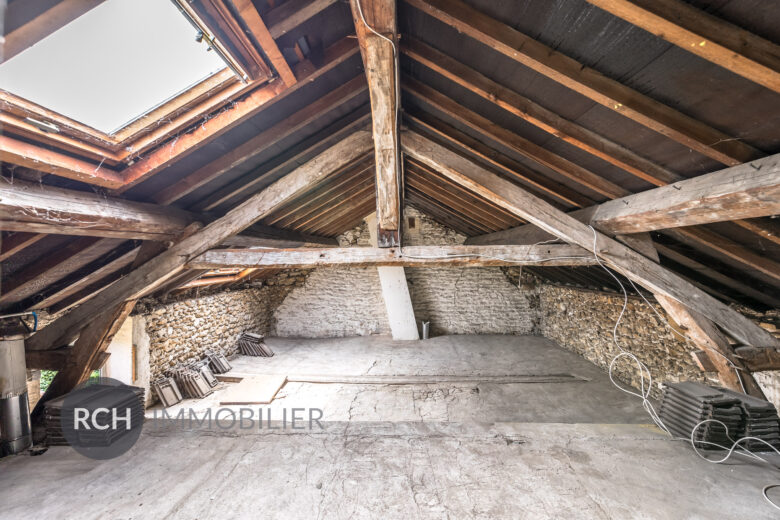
[1,0,779,313]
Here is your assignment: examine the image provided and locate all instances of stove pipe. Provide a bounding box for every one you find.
[0,336,32,456]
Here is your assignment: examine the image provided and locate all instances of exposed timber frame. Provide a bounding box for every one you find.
[350,0,401,246]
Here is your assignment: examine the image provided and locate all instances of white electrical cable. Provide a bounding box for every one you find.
[587,225,780,511]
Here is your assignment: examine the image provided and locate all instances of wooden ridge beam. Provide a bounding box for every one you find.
[116,37,360,191]
[402,130,777,348]
[405,0,762,166]
[404,78,629,199]
[188,244,597,269]
[350,0,401,245]
[585,0,780,94]
[153,75,367,205]
[25,131,374,351]
[0,135,124,189]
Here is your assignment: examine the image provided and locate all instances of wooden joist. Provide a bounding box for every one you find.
[405,0,762,166]
[0,179,197,240]
[25,131,375,351]
[402,130,777,348]
[188,244,597,269]
[350,0,401,245]
[586,0,780,94]
[734,346,780,372]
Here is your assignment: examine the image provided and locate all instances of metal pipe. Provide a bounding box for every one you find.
[0,337,32,456]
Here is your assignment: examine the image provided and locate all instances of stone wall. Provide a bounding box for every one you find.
[538,283,711,398]
[272,207,535,337]
[138,274,304,381]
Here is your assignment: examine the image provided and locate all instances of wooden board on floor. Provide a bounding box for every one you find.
[218,375,287,405]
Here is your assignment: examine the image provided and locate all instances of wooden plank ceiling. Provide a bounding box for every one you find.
[1,0,779,316]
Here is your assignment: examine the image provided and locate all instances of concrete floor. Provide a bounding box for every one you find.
[2,335,779,519]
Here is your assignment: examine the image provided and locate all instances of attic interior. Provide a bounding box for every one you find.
[0,0,779,517]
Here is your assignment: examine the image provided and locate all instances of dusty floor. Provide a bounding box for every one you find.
[1,335,779,519]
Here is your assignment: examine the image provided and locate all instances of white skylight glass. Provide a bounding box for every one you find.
[0,0,226,134]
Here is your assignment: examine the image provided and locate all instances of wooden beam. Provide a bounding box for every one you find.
[469,153,780,239]
[0,179,198,240]
[734,346,780,372]
[189,244,597,269]
[405,111,595,208]
[117,37,359,191]
[192,110,371,212]
[25,347,109,372]
[663,227,780,287]
[266,0,339,39]
[586,0,780,94]
[152,75,367,205]
[221,224,339,248]
[0,135,124,188]
[0,237,115,308]
[405,0,762,166]
[654,243,780,309]
[0,232,46,262]
[588,154,780,233]
[350,0,400,244]
[404,78,629,199]
[656,294,766,399]
[402,37,681,187]
[25,131,374,351]
[233,0,297,86]
[33,300,136,414]
[402,130,777,348]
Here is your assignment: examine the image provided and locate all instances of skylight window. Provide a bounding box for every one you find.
[0,0,227,134]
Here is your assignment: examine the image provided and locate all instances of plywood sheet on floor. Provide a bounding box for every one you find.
[218,375,286,405]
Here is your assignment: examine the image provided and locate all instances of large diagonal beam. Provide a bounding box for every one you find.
[25,131,374,351]
[468,153,780,241]
[585,0,780,94]
[402,130,777,348]
[350,0,401,246]
[405,0,761,166]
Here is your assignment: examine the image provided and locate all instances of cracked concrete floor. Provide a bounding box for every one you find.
[2,335,779,519]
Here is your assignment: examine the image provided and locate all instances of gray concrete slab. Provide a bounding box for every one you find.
[1,335,778,519]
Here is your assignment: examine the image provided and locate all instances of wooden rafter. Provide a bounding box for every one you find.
[404,78,629,199]
[0,232,46,262]
[189,244,596,269]
[233,0,297,86]
[402,129,778,348]
[266,0,339,39]
[350,0,401,245]
[25,131,375,351]
[402,37,681,187]
[405,0,762,166]
[152,75,367,205]
[586,0,780,94]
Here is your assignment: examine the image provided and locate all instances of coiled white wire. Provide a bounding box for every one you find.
[587,226,780,511]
